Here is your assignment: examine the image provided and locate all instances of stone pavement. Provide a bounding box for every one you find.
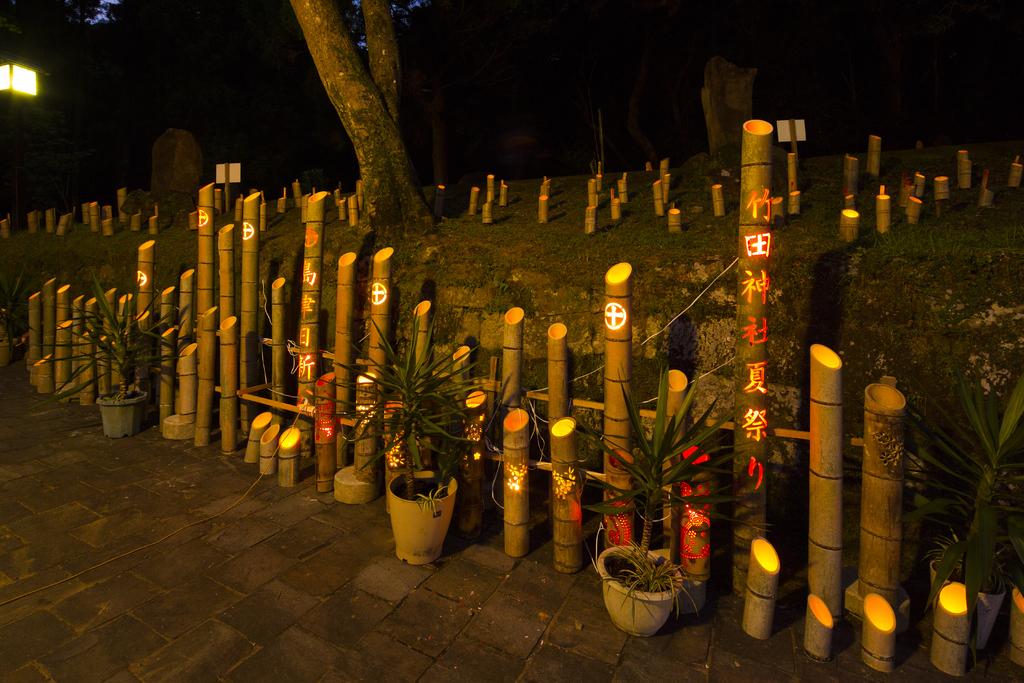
[0,361,1020,681]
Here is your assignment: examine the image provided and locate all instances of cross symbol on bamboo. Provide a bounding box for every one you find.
[604,302,627,331]
[371,282,388,306]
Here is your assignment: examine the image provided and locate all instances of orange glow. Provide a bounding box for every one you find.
[1014,588,1024,612]
[466,391,486,409]
[746,188,771,223]
[551,417,576,439]
[808,594,834,629]
[606,501,633,546]
[751,538,779,574]
[136,270,148,287]
[742,409,768,442]
[938,583,968,616]
[304,227,318,248]
[681,505,710,560]
[298,353,316,381]
[198,209,209,227]
[744,232,772,257]
[743,361,768,394]
[742,317,768,345]
[301,295,315,314]
[747,456,764,489]
[303,263,318,286]
[371,282,388,306]
[506,462,527,493]
[299,328,310,347]
[863,594,896,633]
[242,222,255,240]
[741,269,769,304]
[604,302,627,331]
[280,427,301,450]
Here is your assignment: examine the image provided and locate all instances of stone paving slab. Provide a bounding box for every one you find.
[0,362,1021,681]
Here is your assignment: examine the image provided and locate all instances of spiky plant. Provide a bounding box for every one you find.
[0,270,29,358]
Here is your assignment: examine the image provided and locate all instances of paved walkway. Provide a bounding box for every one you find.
[0,362,1020,681]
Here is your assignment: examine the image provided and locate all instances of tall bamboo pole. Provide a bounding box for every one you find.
[734,119,773,595]
[220,316,239,455]
[102,288,117,394]
[551,417,582,573]
[240,192,261,434]
[368,247,393,372]
[159,326,177,426]
[27,291,41,380]
[501,307,524,419]
[315,372,337,493]
[503,407,530,558]
[665,369,689,566]
[137,240,155,315]
[809,344,843,622]
[547,323,569,426]
[412,301,432,365]
[956,150,971,189]
[866,135,882,178]
[271,277,287,425]
[604,262,633,546]
[217,225,235,324]
[194,307,218,447]
[334,252,357,467]
[178,269,195,344]
[197,183,215,319]
[457,390,486,538]
[296,193,328,452]
[164,342,197,439]
[80,297,96,405]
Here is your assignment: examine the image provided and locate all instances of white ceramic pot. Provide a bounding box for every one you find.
[386,472,457,565]
[597,547,678,637]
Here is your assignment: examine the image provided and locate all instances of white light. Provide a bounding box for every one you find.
[0,65,10,91]
[12,65,37,95]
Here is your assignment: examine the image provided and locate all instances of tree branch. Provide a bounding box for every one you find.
[362,0,402,123]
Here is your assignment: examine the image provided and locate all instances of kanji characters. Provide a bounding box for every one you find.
[741,269,769,304]
[743,361,768,394]
[741,408,768,442]
[742,316,768,345]
[744,232,772,258]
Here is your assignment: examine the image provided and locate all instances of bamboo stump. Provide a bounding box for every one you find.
[617,174,628,203]
[930,582,969,676]
[334,252,357,468]
[652,180,664,217]
[159,327,177,425]
[278,426,301,487]
[913,172,926,198]
[839,209,859,242]
[712,184,725,216]
[197,184,215,318]
[335,372,380,504]
[54,321,72,395]
[36,356,54,393]
[178,269,195,343]
[667,207,682,233]
[906,196,923,224]
[861,593,897,673]
[742,537,780,640]
[503,408,530,558]
[603,262,633,546]
[547,323,569,425]
[245,411,273,464]
[240,192,262,434]
[957,150,971,189]
[804,594,834,662]
[315,372,337,493]
[584,205,596,234]
[866,135,881,178]
[843,154,859,196]
[876,189,890,234]
[42,278,56,363]
[219,316,239,455]
[538,195,549,223]
[194,307,218,447]
[468,186,479,216]
[551,417,582,573]
[1009,157,1022,188]
[260,423,281,475]
[934,176,950,217]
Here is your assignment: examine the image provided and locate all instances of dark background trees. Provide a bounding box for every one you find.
[2,0,1023,214]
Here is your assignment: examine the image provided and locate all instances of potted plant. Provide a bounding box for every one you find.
[906,373,1024,649]
[349,316,476,565]
[584,370,731,636]
[0,271,29,367]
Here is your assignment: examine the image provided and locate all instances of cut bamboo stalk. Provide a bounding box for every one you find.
[866,135,881,178]
[501,307,524,414]
[957,149,971,189]
[468,186,480,216]
[102,217,114,236]
[930,582,969,676]
[861,593,896,672]
[551,417,582,573]
[260,423,281,474]
[278,426,301,487]
[788,190,801,215]
[664,369,689,566]
[42,278,56,362]
[503,407,531,558]
[1010,588,1023,666]
[277,194,286,215]
[348,371,380,496]
[662,172,671,203]
[538,194,549,223]
[36,355,54,393]
[610,194,621,221]
[71,294,84,389]
[433,185,445,219]
[334,252,357,468]
[487,174,496,204]
[315,372,337,493]
[843,155,859,196]
[27,292,41,379]
[482,201,493,224]
[178,269,195,343]
[617,174,629,203]
[667,207,682,233]
[934,176,950,217]
[898,176,911,208]
[159,286,176,331]
[914,171,926,198]
[906,196,923,224]
[1009,156,1022,188]
[587,178,598,208]
[217,225,235,323]
[457,390,486,538]
[595,172,603,193]
[54,320,72,394]
[103,288,117,393]
[347,194,358,227]
[240,192,261,434]
[57,212,71,236]
[787,152,798,192]
[80,297,97,405]
[659,158,669,180]
[245,411,272,464]
[541,177,550,198]
[130,212,141,231]
[88,202,100,232]
[233,196,243,222]
[26,210,38,233]
[220,316,239,455]
[547,323,569,424]
[652,180,664,216]
[803,594,834,661]
[839,209,859,242]
[712,184,725,216]
[604,262,633,546]
[56,284,71,330]
[259,199,267,233]
[978,168,994,207]
[148,215,158,235]
[300,193,309,221]
[742,537,780,640]
[584,205,596,234]
[159,326,177,425]
[271,277,287,426]
[194,307,218,447]
[843,193,855,209]
[215,188,224,215]
[499,181,508,207]
[368,247,394,372]
[876,187,891,234]
[197,183,215,319]
[44,208,54,233]
[412,301,432,365]
[1,217,9,239]
[298,192,328,451]
[292,179,302,203]
[809,344,843,621]
[137,240,155,315]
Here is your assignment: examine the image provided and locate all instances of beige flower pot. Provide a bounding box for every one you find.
[386,473,458,565]
[597,547,678,637]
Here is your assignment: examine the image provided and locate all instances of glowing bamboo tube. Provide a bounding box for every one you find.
[240,192,261,433]
[216,225,235,324]
[482,201,493,225]
[367,247,393,372]
[584,205,596,234]
[957,149,971,189]
[788,190,801,216]
[433,185,445,219]
[898,177,911,208]
[934,176,950,217]
[197,184,215,318]
[54,320,72,394]
[604,262,633,546]
[610,192,621,221]
[906,196,923,224]
[256,422,279,475]
[538,194,549,223]
[133,240,155,315]
[36,355,54,393]
[486,174,496,204]
[499,180,508,207]
[1009,156,1022,188]
[503,407,530,558]
[866,135,881,178]
[468,186,480,216]
[843,155,859,196]
[194,307,217,447]
[742,537,780,640]
[711,184,725,216]
[278,426,302,487]
[219,316,239,455]
[159,326,177,425]
[547,323,568,425]
[88,202,100,232]
[457,390,486,538]
[617,174,629,203]
[501,307,524,414]
[666,207,682,233]
[876,187,890,234]
[839,209,859,242]
[861,593,896,672]
[914,171,926,198]
[315,372,337,492]
[298,192,328,449]
[803,594,834,661]
[551,416,582,573]
[339,372,380,502]
[271,277,287,425]
[334,252,357,467]
[1011,588,1024,666]
[27,292,41,380]
[244,411,272,464]
[148,215,158,235]
[858,383,907,610]
[346,194,358,227]
[652,180,664,216]
[808,344,843,621]
[178,269,194,343]
[79,297,96,404]
[930,582,969,676]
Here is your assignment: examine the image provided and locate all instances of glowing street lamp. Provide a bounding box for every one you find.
[3,61,40,231]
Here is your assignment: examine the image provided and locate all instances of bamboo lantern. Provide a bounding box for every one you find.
[664,370,689,565]
[617,174,629,203]
[1009,156,1022,188]
[411,301,432,366]
[876,187,891,234]
[136,240,155,315]
[45,208,55,234]
[538,194,549,223]
[27,292,41,379]
[101,217,114,236]
[856,383,907,612]
[197,183,215,319]
[368,247,393,371]
[956,149,971,189]
[662,173,671,202]
[501,307,524,415]
[159,287,175,333]
[898,176,911,208]
[457,390,487,538]
[148,215,158,235]
[468,186,480,216]
[595,172,603,193]
[278,426,302,487]
[587,178,598,208]
[298,192,328,447]
[711,184,725,216]
[240,193,261,433]
[194,307,218,447]
[54,320,72,394]
[610,193,621,221]
[88,202,100,232]
[808,345,843,621]
[245,411,272,464]
[652,180,664,216]
[734,120,773,594]
[271,277,287,425]
[346,194,358,227]
[861,593,896,672]
[978,169,994,207]
[843,194,855,209]
[334,252,357,467]
[130,212,141,231]
[433,185,445,219]
[315,372,337,492]
[335,371,380,503]
[741,537,780,640]
[79,297,97,405]
[667,207,682,233]
[219,316,239,455]
[503,407,531,558]
[291,179,302,203]
[551,417,582,573]
[260,423,280,475]
[930,582,969,676]
[1010,588,1023,666]
[584,205,596,234]
[178,269,195,343]
[604,262,633,546]
[547,323,569,424]
[914,171,926,198]
[215,188,224,215]
[217,225,235,323]
[803,594,834,661]
[839,209,859,242]
[843,154,859,196]
[906,196,923,224]
[276,195,286,215]
[486,174,496,204]
[866,135,881,178]
[42,278,56,362]
[36,356,54,394]
[482,201,493,225]
[788,190,801,215]
[499,180,508,207]
[934,175,950,217]
[159,326,177,425]
[26,210,38,233]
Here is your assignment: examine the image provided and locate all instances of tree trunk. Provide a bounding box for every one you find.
[362,0,402,123]
[627,31,658,166]
[290,0,432,239]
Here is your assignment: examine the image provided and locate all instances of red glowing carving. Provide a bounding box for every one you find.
[741,408,768,442]
[301,295,315,314]
[304,227,318,248]
[743,361,768,394]
[371,282,388,306]
[198,209,209,227]
[303,262,318,287]
[747,455,765,490]
[741,317,768,345]
[741,269,769,305]
[744,232,772,258]
[604,302,627,331]
[746,188,771,223]
[298,353,316,381]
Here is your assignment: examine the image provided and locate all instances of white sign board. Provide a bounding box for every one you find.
[776,119,806,143]
[216,163,242,184]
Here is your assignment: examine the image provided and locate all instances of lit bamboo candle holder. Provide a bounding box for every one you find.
[433,185,445,218]
[482,201,493,224]
[259,422,280,475]
[217,225,235,323]
[787,152,797,192]
[866,135,881,178]
[271,277,287,426]
[315,372,337,492]
[584,205,596,234]
[843,154,859,196]
[499,180,508,207]
[742,537,780,640]
[711,184,725,216]
[661,172,671,203]
[788,190,801,215]
[538,194,549,223]
[503,407,530,558]
[27,292,41,380]
[1010,588,1024,666]
[930,582,969,676]
[547,323,568,423]
[468,186,480,216]
[334,252,357,468]
[617,173,629,203]
[148,215,158,235]
[610,193,621,221]
[457,390,487,538]
[839,209,859,242]
[809,345,843,621]
[135,240,155,315]
[1009,156,1022,188]
[346,194,358,226]
[934,176,950,217]
[913,171,926,198]
[36,356,54,394]
[664,369,689,566]
[587,178,598,208]
[595,172,603,193]
[803,593,834,661]
[652,180,664,216]
[501,307,524,416]
[604,262,633,546]
[298,193,328,449]
[861,593,897,672]
[197,183,215,318]
[278,426,302,487]
[240,193,261,433]
[54,320,72,394]
[957,149,971,189]
[906,196,923,224]
[368,247,393,373]
[194,307,218,447]
[178,269,194,343]
[667,207,682,233]
[876,187,890,234]
[88,202,100,232]
[551,416,582,573]
[347,372,380,499]
[159,326,177,425]
[219,316,239,455]
[244,411,272,464]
